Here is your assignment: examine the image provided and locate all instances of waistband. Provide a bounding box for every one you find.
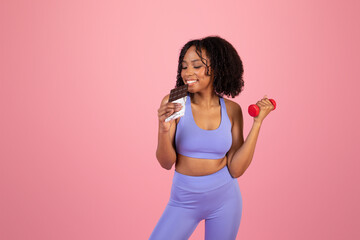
[172,165,234,193]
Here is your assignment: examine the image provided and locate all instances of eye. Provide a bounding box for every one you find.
[181,66,202,69]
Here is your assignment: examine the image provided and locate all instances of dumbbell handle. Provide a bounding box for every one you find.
[248,99,276,117]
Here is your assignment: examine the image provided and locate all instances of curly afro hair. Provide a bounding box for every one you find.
[175,35,244,98]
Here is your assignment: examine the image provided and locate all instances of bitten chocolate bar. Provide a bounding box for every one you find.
[168,84,189,102]
[165,84,188,122]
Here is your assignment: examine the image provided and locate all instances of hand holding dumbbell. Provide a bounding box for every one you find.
[248,95,276,118]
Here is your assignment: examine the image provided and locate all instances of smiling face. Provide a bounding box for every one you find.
[181,45,214,93]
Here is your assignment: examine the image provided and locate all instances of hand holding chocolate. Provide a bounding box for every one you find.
[165,84,188,122]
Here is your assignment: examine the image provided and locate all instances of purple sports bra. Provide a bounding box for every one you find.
[175,92,232,159]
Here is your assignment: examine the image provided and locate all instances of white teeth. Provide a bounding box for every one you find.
[187,80,197,84]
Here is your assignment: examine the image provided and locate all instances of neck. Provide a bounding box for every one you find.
[190,91,220,109]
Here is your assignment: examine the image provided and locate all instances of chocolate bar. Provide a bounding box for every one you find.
[165,84,188,122]
[168,84,188,102]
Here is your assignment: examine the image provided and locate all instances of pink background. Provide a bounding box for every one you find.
[1,0,359,239]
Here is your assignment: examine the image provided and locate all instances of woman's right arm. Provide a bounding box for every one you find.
[156,94,182,170]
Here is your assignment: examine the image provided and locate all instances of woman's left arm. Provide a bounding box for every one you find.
[226,96,274,178]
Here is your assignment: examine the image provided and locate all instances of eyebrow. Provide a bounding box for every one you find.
[182,59,201,63]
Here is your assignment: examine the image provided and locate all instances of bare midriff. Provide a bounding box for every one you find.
[174,153,227,176]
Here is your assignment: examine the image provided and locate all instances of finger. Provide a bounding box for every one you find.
[160,101,177,109]
[259,102,266,107]
[262,98,272,105]
[158,108,170,116]
[158,103,179,114]
[170,104,182,113]
[159,110,169,121]
[159,110,174,120]
[256,102,265,107]
[163,104,176,110]
[162,104,180,113]
[159,115,166,122]
[158,107,176,117]
[166,109,175,117]
[159,114,173,123]
[175,103,183,108]
[168,102,181,107]
[259,102,273,110]
[258,97,268,103]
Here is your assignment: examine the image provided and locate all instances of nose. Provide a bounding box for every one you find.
[183,68,195,77]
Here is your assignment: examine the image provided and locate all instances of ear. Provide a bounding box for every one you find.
[208,66,213,76]
[210,66,216,78]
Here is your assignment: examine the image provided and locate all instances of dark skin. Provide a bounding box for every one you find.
[157,46,273,176]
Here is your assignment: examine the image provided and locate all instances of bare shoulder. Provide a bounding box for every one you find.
[223,98,243,125]
[223,98,242,114]
[160,93,170,105]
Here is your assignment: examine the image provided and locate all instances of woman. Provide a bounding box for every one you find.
[149,36,274,240]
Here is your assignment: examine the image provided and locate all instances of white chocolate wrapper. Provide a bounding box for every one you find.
[165,96,187,122]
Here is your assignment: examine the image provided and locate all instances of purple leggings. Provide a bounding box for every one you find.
[149,165,242,240]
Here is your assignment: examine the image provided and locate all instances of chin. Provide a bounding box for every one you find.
[187,88,198,93]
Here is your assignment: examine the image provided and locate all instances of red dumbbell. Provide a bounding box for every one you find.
[248,99,276,117]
